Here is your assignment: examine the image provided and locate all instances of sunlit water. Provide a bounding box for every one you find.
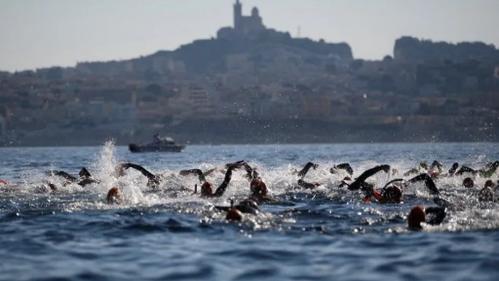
[0,143,498,281]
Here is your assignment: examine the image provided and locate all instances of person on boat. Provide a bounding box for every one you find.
[153,133,162,144]
[407,205,446,230]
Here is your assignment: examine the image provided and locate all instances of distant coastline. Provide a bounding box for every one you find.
[0,1,498,146]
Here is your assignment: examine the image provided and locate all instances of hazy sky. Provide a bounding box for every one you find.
[1,0,498,71]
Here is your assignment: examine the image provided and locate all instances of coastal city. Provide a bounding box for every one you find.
[1,1,498,145]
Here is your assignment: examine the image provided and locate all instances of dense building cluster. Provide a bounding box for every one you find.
[0,1,498,145]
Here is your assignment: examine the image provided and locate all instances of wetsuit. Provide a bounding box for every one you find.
[118,163,160,187]
[296,162,320,189]
[48,168,98,187]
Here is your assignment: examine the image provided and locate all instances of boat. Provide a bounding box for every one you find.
[129,135,185,153]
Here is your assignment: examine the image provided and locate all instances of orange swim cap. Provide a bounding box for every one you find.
[408,206,426,230]
[201,182,213,197]
[250,179,268,196]
[226,208,243,221]
[106,187,122,204]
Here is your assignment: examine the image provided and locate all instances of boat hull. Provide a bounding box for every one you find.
[128,143,185,153]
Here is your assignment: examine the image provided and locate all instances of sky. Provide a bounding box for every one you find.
[0,0,498,72]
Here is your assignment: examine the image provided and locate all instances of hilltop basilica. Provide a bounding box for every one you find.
[217,0,267,38]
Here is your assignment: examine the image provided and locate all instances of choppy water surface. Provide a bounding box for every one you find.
[0,143,498,281]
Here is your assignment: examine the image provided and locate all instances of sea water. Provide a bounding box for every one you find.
[0,143,498,281]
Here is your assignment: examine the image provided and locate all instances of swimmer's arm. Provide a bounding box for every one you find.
[348,165,390,190]
[381,178,404,190]
[242,163,256,180]
[202,168,217,178]
[408,174,439,195]
[225,160,247,170]
[455,166,476,175]
[479,161,499,178]
[298,162,318,178]
[403,168,419,177]
[122,163,160,185]
[213,168,234,197]
[425,207,446,225]
[433,197,453,209]
[48,171,78,182]
[430,161,443,172]
[334,163,354,176]
[179,169,205,182]
[78,168,92,179]
[214,205,230,212]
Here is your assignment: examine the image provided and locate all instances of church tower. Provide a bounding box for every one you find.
[234,0,242,31]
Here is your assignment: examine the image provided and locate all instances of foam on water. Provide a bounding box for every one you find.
[1,143,498,280]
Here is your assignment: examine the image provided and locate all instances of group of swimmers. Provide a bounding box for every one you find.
[1,159,498,231]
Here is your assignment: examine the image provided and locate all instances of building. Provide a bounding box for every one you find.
[233,0,265,34]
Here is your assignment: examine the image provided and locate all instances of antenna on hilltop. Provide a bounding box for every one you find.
[297,25,301,38]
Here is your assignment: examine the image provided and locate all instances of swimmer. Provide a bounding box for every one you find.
[330,163,354,176]
[106,187,122,204]
[116,163,161,188]
[362,173,439,204]
[296,162,321,189]
[346,165,390,191]
[196,165,239,198]
[404,162,429,177]
[233,161,273,202]
[215,198,260,217]
[225,200,244,221]
[455,162,498,178]
[47,168,99,187]
[447,162,459,176]
[428,161,443,177]
[455,166,477,176]
[179,168,216,184]
[183,161,249,197]
[297,162,319,178]
[405,173,440,195]
[407,205,446,230]
[478,180,496,202]
[249,176,276,204]
[478,161,499,178]
[462,177,474,188]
